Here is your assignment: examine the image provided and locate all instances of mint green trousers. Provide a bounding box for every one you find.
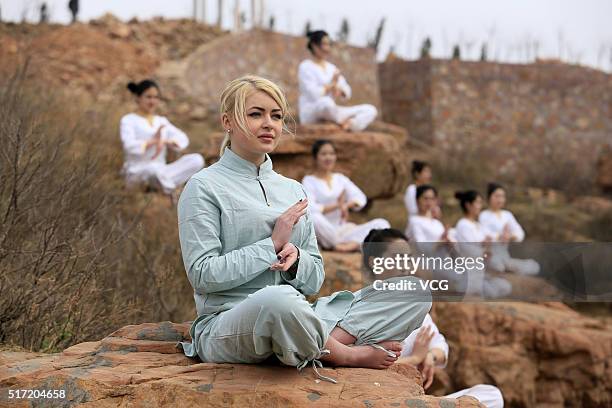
[192,280,431,368]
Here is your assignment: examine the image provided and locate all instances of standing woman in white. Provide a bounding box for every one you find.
[119,79,204,199]
[479,183,539,275]
[298,30,378,132]
[302,140,390,252]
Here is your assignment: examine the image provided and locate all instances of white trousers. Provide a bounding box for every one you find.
[304,96,378,131]
[125,153,204,194]
[311,212,390,249]
[445,384,504,408]
[488,246,540,276]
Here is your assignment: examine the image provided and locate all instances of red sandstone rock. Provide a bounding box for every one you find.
[0,322,482,407]
[200,124,409,200]
[430,302,612,407]
[320,252,612,407]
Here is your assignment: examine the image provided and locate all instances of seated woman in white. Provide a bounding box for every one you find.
[120,79,204,199]
[454,190,512,298]
[298,30,377,132]
[479,183,539,276]
[302,140,390,252]
[404,160,433,218]
[406,185,452,244]
[400,314,504,408]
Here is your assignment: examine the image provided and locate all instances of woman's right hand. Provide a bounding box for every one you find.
[271,199,309,253]
[410,325,434,364]
[146,125,165,158]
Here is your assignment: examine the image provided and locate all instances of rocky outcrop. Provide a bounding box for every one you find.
[431,302,612,407]
[0,16,224,103]
[201,124,409,200]
[0,322,483,407]
[320,252,612,407]
[178,29,380,116]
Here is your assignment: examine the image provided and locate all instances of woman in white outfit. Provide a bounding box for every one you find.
[302,140,390,252]
[120,79,204,198]
[298,30,377,132]
[404,161,433,218]
[401,315,504,408]
[454,190,512,298]
[479,183,539,275]
[406,185,451,244]
[362,230,504,408]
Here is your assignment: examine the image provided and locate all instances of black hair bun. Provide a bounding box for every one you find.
[127,82,139,94]
[454,191,464,200]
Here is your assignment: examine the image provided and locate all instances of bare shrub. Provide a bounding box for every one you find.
[0,70,139,351]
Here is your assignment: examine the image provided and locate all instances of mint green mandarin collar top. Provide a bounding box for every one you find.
[217,147,274,179]
[178,147,325,341]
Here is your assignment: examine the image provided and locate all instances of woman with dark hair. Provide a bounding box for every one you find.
[453,190,512,298]
[302,139,390,252]
[120,79,204,200]
[453,190,487,243]
[404,161,433,217]
[405,185,451,243]
[297,30,377,131]
[479,183,539,275]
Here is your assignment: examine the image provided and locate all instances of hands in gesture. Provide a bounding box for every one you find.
[146,125,166,159]
[271,199,308,253]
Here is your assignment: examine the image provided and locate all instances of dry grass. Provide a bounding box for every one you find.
[0,70,194,352]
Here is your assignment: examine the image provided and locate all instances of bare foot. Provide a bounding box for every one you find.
[346,341,402,369]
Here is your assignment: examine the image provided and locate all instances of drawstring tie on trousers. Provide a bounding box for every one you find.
[297,349,337,384]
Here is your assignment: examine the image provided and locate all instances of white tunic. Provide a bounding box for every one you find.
[302,173,389,248]
[401,314,449,368]
[119,113,203,193]
[120,113,189,172]
[298,59,351,123]
[406,215,446,243]
[454,218,488,243]
[302,173,366,225]
[402,314,504,407]
[479,210,538,276]
[479,209,525,242]
[404,184,418,216]
[297,59,378,131]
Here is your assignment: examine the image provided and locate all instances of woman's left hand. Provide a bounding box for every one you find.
[270,243,299,272]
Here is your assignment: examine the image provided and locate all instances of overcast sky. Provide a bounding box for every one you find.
[3,0,612,71]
